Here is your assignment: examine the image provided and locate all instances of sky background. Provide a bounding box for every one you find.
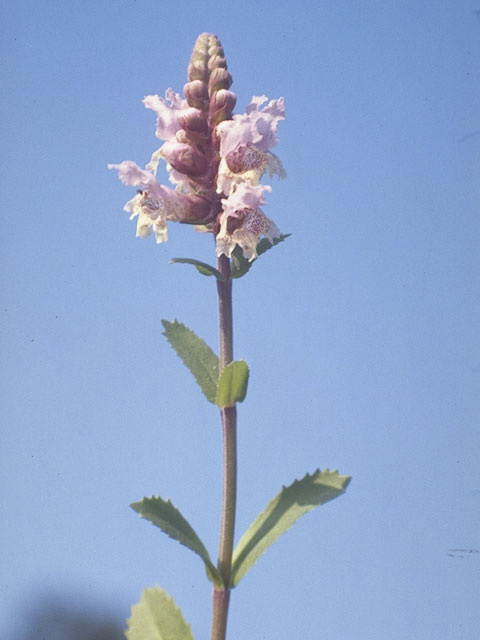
[1,1,479,638]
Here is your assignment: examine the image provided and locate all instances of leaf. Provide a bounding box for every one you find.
[231,234,291,279]
[231,469,351,587]
[125,586,194,640]
[215,360,249,407]
[162,320,219,403]
[169,258,225,282]
[131,495,223,589]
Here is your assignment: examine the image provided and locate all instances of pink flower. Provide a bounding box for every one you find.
[109,36,285,255]
[216,183,281,262]
[143,89,191,141]
[108,161,214,241]
[217,96,285,156]
[216,96,286,194]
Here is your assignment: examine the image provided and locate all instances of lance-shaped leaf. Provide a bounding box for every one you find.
[169,258,226,282]
[162,320,219,403]
[231,469,351,587]
[125,586,194,640]
[216,360,249,407]
[231,234,291,279]
[131,496,224,588]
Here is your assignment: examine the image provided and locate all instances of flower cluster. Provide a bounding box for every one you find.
[109,33,285,261]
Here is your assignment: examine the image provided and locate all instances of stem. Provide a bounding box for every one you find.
[211,254,237,640]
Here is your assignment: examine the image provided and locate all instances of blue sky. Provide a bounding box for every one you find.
[1,1,479,638]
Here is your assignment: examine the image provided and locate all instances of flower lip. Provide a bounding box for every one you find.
[216,95,285,157]
[143,89,189,141]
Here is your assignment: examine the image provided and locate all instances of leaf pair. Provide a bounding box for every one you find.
[161,320,249,407]
[131,469,350,591]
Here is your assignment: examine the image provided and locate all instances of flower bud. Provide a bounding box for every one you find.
[184,80,209,110]
[177,108,209,137]
[181,192,217,224]
[208,68,232,97]
[188,61,208,83]
[208,55,227,72]
[161,141,208,177]
[208,43,224,58]
[188,33,229,84]
[209,89,237,125]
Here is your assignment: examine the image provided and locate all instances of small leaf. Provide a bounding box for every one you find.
[231,234,291,279]
[169,258,225,282]
[125,586,194,640]
[162,320,219,403]
[131,495,223,588]
[231,469,351,587]
[215,360,249,407]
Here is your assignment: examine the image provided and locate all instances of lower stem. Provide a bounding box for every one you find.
[211,255,237,640]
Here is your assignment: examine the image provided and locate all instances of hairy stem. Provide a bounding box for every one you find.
[211,254,237,640]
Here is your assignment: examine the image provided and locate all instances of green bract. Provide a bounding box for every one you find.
[231,234,291,278]
[169,258,226,281]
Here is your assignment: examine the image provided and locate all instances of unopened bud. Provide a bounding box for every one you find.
[178,108,209,144]
[178,108,208,134]
[208,55,227,72]
[161,142,208,177]
[209,89,237,125]
[184,80,209,110]
[185,193,217,224]
[188,33,230,84]
[188,61,208,83]
[208,43,224,59]
[208,68,232,96]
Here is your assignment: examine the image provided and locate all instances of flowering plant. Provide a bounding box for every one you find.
[110,33,350,640]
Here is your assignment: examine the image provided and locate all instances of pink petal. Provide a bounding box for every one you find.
[143,89,188,141]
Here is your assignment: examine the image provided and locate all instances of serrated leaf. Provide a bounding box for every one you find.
[125,586,194,640]
[131,495,223,588]
[231,469,351,587]
[215,360,249,407]
[169,258,225,281]
[162,320,219,403]
[231,234,291,279]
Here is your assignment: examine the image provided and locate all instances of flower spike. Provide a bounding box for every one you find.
[109,34,285,262]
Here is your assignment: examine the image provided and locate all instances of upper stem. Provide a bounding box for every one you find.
[216,254,233,370]
[211,253,237,640]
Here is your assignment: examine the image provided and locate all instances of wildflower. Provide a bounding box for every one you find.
[216,183,281,261]
[109,33,285,261]
[216,96,286,195]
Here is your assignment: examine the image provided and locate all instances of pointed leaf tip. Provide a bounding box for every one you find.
[216,360,250,407]
[231,468,350,586]
[125,586,194,640]
[169,258,226,281]
[161,320,219,403]
[131,496,224,588]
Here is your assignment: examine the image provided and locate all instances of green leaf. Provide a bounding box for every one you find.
[169,258,226,281]
[131,495,224,589]
[231,234,291,279]
[215,360,249,407]
[162,320,219,403]
[231,469,351,587]
[125,586,194,640]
